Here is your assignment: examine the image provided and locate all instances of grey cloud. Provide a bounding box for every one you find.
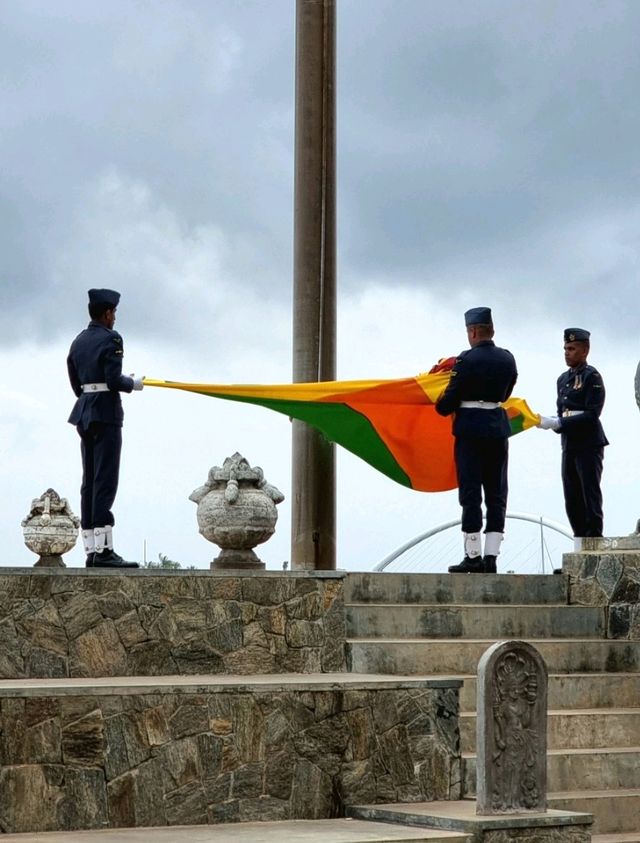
[338,0,640,322]
[2,0,640,345]
[1,0,295,344]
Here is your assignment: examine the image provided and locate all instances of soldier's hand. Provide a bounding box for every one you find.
[130,374,145,391]
[537,415,560,431]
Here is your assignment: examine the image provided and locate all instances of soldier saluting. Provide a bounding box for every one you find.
[538,328,609,539]
[67,289,143,568]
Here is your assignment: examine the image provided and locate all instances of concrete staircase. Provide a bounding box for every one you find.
[345,572,640,840]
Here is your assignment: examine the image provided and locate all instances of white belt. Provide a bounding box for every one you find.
[562,410,584,417]
[82,383,109,393]
[459,400,502,409]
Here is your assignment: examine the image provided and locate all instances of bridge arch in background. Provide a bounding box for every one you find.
[374,511,574,573]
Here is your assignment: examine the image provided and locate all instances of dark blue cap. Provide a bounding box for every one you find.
[88,288,120,308]
[564,327,590,342]
[464,307,492,326]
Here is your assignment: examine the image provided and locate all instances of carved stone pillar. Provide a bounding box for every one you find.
[476,640,548,815]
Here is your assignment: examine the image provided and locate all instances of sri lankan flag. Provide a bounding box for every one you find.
[144,372,539,493]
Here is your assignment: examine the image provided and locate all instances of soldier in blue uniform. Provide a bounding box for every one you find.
[538,328,608,538]
[67,289,143,568]
[436,307,518,573]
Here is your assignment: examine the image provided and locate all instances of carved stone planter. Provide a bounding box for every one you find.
[189,453,284,570]
[21,488,79,567]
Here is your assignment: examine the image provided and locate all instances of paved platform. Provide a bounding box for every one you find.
[0,819,467,842]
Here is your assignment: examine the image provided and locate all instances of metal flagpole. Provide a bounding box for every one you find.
[291,0,336,570]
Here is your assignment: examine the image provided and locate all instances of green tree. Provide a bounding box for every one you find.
[141,553,196,570]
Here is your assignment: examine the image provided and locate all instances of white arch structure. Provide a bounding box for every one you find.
[374,511,573,572]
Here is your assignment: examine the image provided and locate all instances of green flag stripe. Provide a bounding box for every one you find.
[194,390,413,489]
[508,414,525,435]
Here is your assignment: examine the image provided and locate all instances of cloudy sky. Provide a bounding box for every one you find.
[2,0,640,572]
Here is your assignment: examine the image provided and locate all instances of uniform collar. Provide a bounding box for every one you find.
[569,361,587,375]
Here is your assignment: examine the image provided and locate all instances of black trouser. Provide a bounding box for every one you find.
[455,436,509,534]
[78,422,122,530]
[561,447,604,537]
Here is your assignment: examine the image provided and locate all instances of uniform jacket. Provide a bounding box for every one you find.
[67,321,134,428]
[435,340,518,438]
[556,362,608,452]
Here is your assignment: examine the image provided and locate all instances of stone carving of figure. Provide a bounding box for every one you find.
[491,651,540,811]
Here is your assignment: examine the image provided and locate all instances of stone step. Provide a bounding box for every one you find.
[0,818,470,842]
[463,747,640,794]
[456,672,640,711]
[548,789,640,834]
[346,604,604,639]
[578,536,640,552]
[345,573,567,606]
[347,638,640,675]
[347,801,592,837]
[593,835,640,842]
[460,709,640,752]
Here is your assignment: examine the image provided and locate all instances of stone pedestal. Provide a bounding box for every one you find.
[32,554,67,568]
[563,535,640,639]
[211,548,266,570]
[349,801,593,843]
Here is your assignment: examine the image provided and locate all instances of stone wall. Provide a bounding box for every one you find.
[481,829,590,843]
[0,681,461,833]
[564,537,640,640]
[0,570,346,678]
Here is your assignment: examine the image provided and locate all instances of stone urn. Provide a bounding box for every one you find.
[189,452,285,570]
[22,488,80,567]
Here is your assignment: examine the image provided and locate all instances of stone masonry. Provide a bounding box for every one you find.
[0,571,346,679]
[0,680,461,834]
[481,832,589,843]
[564,535,640,640]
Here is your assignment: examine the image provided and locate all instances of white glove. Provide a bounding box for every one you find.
[537,415,560,431]
[130,374,145,391]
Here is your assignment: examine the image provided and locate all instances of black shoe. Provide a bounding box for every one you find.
[553,567,563,575]
[448,556,484,573]
[85,553,95,567]
[483,555,497,574]
[90,549,139,569]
